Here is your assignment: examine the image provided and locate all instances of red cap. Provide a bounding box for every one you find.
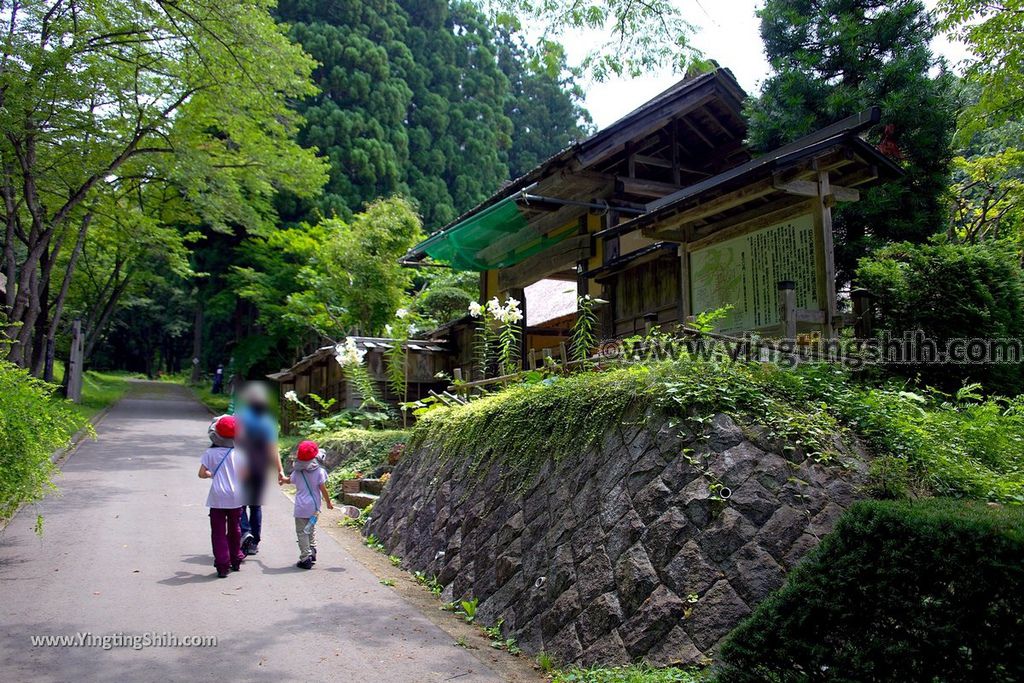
[297,440,319,461]
[214,415,237,439]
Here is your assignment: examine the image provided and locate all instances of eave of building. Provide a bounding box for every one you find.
[404,67,750,269]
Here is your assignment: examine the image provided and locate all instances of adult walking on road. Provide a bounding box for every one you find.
[236,382,284,556]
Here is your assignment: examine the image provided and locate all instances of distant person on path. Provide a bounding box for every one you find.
[211,364,224,394]
[198,415,246,578]
[285,440,332,569]
[237,382,284,556]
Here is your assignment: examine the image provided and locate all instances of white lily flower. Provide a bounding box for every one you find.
[468,301,483,317]
[284,390,298,402]
[334,337,366,368]
[395,308,409,319]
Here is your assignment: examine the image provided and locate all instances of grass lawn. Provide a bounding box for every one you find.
[156,371,231,415]
[190,382,232,415]
[53,360,136,423]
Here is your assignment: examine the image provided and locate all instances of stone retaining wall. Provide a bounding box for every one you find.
[366,412,867,666]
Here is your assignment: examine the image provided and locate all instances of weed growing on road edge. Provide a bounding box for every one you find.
[549,664,709,683]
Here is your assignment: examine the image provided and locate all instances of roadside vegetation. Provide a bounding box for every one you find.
[51,361,135,422]
[550,666,708,683]
[413,356,1024,504]
[0,361,81,520]
[718,499,1024,681]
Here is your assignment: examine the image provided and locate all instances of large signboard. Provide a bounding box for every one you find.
[689,213,819,332]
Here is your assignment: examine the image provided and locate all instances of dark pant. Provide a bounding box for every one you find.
[240,505,262,543]
[209,508,243,571]
[239,471,267,543]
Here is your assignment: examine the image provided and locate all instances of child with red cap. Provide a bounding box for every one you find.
[198,415,246,578]
[284,440,332,569]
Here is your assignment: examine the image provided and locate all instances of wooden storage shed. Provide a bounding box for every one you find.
[268,337,449,433]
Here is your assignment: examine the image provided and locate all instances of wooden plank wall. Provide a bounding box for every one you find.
[607,253,682,337]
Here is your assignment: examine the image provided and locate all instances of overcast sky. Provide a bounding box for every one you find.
[562,0,973,128]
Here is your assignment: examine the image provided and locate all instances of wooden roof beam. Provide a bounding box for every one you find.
[773,174,860,202]
[698,106,735,139]
[576,90,717,168]
[616,176,685,198]
[678,114,716,149]
[654,176,778,229]
[498,234,592,290]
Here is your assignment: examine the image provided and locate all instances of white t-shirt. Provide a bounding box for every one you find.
[288,463,327,519]
[201,447,245,509]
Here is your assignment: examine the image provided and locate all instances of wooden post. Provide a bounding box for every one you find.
[852,288,873,338]
[67,319,83,403]
[643,312,658,336]
[508,286,527,371]
[778,281,797,340]
[678,244,691,322]
[812,168,838,338]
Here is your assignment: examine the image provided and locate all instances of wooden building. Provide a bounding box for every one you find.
[268,337,449,433]
[403,67,902,359]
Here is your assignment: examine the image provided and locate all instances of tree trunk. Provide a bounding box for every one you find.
[84,265,134,362]
[29,276,50,376]
[41,213,91,381]
[191,299,204,383]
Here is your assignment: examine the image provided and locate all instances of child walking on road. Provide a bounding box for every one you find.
[286,440,332,569]
[199,415,246,578]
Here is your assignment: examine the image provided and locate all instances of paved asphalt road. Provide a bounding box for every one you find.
[0,381,504,682]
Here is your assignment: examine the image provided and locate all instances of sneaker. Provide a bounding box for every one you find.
[311,547,317,563]
[296,557,313,570]
[217,568,229,578]
[247,542,259,556]
[241,534,255,555]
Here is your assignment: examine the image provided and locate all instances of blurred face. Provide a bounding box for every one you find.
[241,382,270,412]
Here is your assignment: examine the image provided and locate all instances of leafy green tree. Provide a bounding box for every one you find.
[856,240,1024,393]
[274,0,417,221]
[747,0,957,284]
[243,197,424,343]
[496,31,592,178]
[411,269,478,326]
[0,0,327,370]
[275,0,589,229]
[485,0,700,80]
[939,0,1024,135]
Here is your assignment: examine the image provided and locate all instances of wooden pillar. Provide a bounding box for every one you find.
[778,281,797,340]
[678,244,691,323]
[508,285,527,370]
[67,319,83,403]
[812,168,838,338]
[852,288,873,338]
[575,214,591,301]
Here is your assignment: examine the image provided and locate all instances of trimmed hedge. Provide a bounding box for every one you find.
[717,499,1024,682]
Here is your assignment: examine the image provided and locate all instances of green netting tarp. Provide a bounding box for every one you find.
[414,196,574,271]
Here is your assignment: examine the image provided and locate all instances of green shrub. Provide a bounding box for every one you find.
[856,240,1024,393]
[0,360,82,518]
[551,665,708,683]
[717,499,1024,682]
[411,358,1024,502]
[319,428,408,499]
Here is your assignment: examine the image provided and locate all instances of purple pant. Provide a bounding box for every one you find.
[209,508,244,571]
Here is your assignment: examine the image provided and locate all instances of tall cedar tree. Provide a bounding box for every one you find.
[746,0,957,285]
[274,0,589,230]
